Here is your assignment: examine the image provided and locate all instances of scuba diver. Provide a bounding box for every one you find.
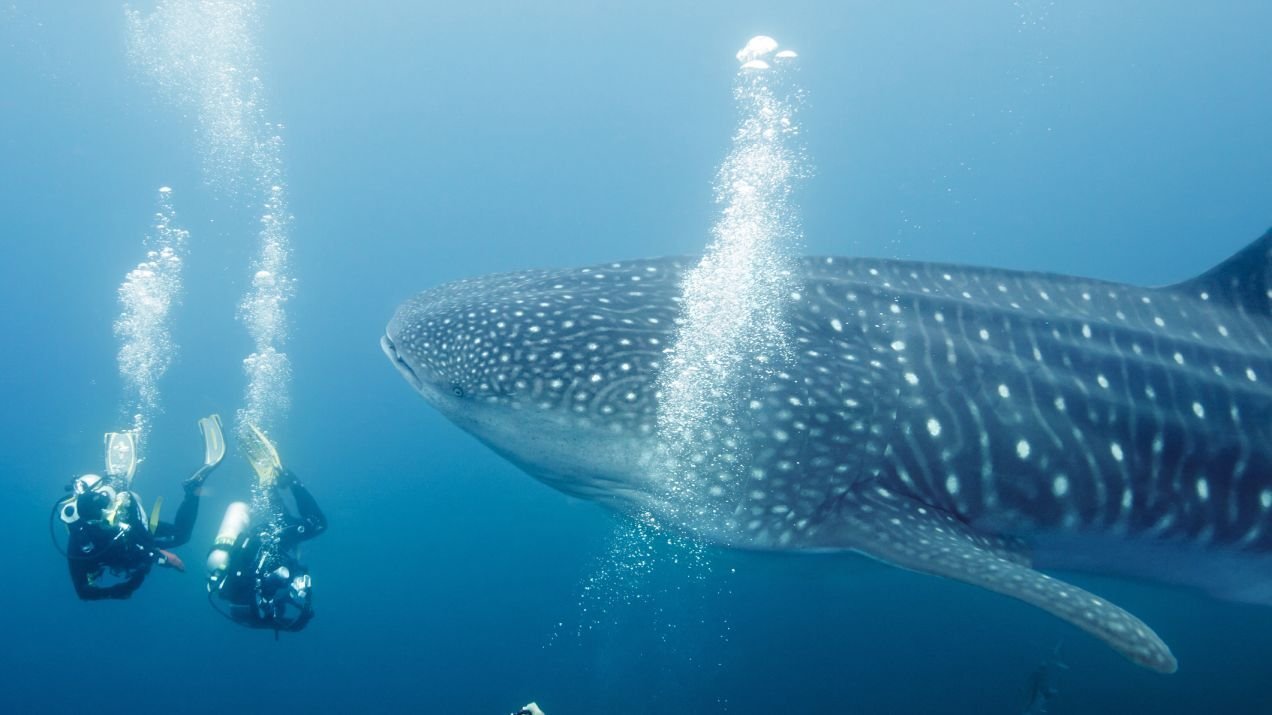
[55,415,225,600]
[1022,643,1069,714]
[512,704,546,715]
[206,423,327,634]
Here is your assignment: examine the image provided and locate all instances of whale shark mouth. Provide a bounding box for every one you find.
[380,335,423,392]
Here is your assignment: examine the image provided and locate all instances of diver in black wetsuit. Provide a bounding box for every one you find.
[59,415,225,600]
[64,470,212,600]
[207,469,327,632]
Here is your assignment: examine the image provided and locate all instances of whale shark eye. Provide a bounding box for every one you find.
[451,384,465,397]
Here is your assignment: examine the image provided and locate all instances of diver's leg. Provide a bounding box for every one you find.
[152,490,199,548]
[292,484,327,538]
[290,483,325,526]
[274,473,328,544]
[281,473,327,544]
[183,455,221,495]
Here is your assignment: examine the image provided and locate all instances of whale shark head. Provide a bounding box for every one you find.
[382,259,693,507]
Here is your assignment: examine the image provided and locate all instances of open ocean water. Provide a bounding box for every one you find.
[3,2,1271,713]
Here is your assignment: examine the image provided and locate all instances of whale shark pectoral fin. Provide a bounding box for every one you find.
[840,487,1178,674]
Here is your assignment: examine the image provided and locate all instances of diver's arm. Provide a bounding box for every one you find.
[281,605,314,632]
[69,558,108,600]
[67,533,119,601]
[107,568,148,598]
[68,557,146,600]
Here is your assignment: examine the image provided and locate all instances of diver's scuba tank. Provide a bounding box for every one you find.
[206,502,250,585]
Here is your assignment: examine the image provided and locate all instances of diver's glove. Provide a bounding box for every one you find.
[155,549,186,572]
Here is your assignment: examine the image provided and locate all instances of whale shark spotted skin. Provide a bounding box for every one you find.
[382,230,1272,673]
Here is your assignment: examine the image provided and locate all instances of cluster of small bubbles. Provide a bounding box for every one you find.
[236,156,294,456]
[1013,0,1055,31]
[655,35,806,529]
[126,0,265,191]
[551,511,731,680]
[113,187,189,465]
[1007,0,1057,116]
[248,481,284,554]
[235,347,291,435]
[130,0,295,545]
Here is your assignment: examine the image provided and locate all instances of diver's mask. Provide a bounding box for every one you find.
[60,475,116,525]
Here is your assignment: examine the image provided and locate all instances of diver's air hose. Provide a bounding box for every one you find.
[48,497,71,558]
[206,589,239,624]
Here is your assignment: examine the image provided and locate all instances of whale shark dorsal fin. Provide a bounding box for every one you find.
[841,486,1178,673]
[1168,227,1272,315]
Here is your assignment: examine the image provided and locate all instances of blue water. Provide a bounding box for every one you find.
[3,2,1271,713]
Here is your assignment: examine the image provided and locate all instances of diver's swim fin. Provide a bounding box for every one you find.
[198,414,226,471]
[184,414,226,492]
[104,431,138,484]
[240,422,283,487]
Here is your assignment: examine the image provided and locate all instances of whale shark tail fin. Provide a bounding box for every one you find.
[1169,227,1272,316]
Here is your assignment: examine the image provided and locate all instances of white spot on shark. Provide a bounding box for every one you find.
[1053,476,1069,497]
[1110,442,1124,462]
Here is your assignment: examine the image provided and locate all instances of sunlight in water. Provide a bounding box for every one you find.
[114,186,188,466]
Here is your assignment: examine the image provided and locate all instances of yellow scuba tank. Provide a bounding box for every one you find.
[206,502,250,584]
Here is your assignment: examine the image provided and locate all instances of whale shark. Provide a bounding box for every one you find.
[381,230,1272,673]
